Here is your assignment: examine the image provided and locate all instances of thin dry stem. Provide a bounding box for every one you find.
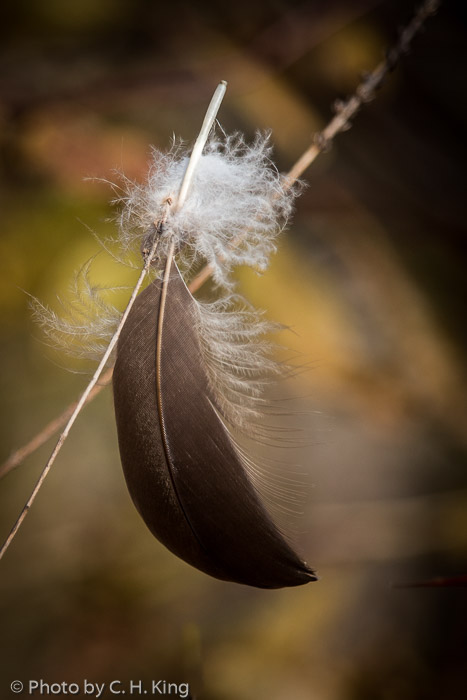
[284,0,441,187]
[0,219,165,562]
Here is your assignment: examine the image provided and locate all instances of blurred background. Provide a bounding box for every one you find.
[1,1,466,698]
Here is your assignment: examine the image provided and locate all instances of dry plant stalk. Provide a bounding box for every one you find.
[0,82,228,561]
[0,0,441,564]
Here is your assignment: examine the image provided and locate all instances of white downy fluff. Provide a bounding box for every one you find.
[30,259,122,363]
[119,131,297,286]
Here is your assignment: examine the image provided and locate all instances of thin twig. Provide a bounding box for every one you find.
[0,0,440,481]
[284,0,441,185]
[0,368,113,480]
[189,0,441,285]
[0,82,227,561]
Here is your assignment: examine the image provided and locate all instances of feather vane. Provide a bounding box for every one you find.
[113,257,316,587]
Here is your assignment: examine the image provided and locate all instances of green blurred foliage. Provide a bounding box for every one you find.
[1,1,466,698]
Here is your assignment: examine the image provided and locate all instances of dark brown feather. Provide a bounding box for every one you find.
[113,258,316,588]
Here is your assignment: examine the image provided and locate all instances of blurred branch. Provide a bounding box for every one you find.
[0,1,441,482]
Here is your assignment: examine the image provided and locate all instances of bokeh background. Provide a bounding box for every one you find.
[1,1,466,698]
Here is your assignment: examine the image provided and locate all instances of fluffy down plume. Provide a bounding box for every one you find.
[30,259,122,364]
[118,131,298,286]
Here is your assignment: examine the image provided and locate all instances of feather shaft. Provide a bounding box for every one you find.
[176,81,227,211]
